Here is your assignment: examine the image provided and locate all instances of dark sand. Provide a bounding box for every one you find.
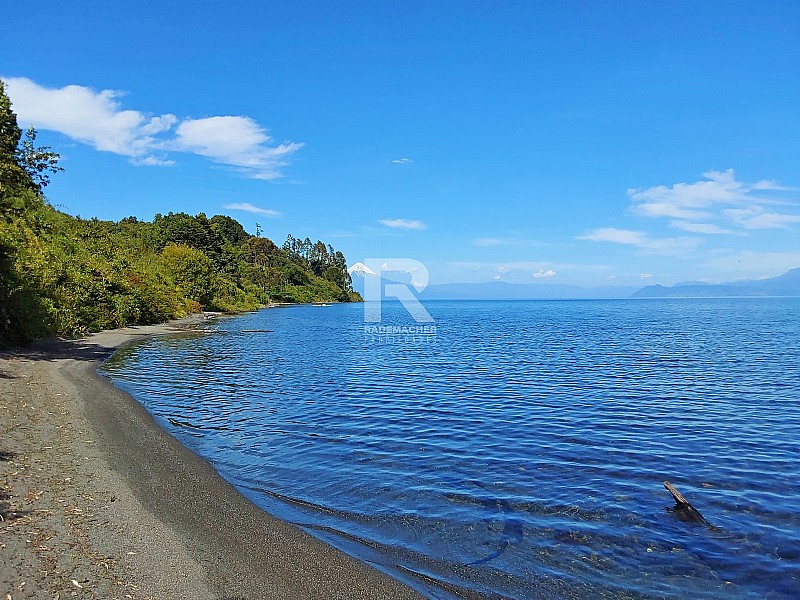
[1,317,423,599]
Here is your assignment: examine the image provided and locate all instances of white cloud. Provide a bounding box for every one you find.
[448,260,608,273]
[444,261,612,285]
[379,218,427,230]
[629,169,800,232]
[576,171,799,275]
[669,221,736,234]
[533,269,557,279]
[131,155,176,167]
[223,202,280,217]
[493,266,510,280]
[577,227,700,255]
[579,228,646,245]
[449,261,551,271]
[640,273,652,279]
[5,76,176,159]
[4,77,301,179]
[391,158,414,164]
[745,213,800,229]
[173,116,302,180]
[723,207,800,229]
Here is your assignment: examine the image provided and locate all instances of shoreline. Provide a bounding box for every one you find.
[1,316,422,599]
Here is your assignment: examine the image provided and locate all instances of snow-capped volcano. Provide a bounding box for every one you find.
[348,262,378,277]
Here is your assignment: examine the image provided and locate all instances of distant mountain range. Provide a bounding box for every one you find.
[349,263,800,300]
[632,267,800,298]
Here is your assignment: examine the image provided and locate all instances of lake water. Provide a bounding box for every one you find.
[101,299,800,599]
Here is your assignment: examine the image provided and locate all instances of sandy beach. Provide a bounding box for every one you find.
[0,317,422,599]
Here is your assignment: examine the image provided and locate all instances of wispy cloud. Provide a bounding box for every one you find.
[578,228,646,245]
[493,266,510,280]
[723,208,800,229]
[669,221,736,235]
[449,261,555,272]
[577,227,700,255]
[391,158,414,164]
[131,155,176,167]
[444,261,613,285]
[577,171,800,273]
[379,218,427,230]
[4,77,301,180]
[629,169,800,231]
[224,202,280,217]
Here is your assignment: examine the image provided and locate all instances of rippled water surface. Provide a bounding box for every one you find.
[102,299,800,599]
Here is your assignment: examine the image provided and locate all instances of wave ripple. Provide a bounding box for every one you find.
[102,299,800,599]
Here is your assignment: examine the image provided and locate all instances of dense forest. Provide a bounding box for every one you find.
[0,80,358,347]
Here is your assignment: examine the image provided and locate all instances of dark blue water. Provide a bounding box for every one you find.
[101,299,800,599]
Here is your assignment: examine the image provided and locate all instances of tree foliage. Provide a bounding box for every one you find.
[0,80,27,199]
[0,79,359,347]
[17,127,63,189]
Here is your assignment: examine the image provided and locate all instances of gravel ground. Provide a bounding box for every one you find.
[1,317,423,600]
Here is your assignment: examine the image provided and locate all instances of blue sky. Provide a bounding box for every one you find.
[3,1,799,287]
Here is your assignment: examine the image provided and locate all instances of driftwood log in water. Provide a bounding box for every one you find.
[664,481,708,524]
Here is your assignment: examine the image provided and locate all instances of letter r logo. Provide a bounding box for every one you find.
[362,258,434,323]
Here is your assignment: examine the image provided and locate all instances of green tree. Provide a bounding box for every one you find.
[0,80,27,199]
[1,81,62,198]
[154,212,220,256]
[309,240,329,276]
[1,80,63,345]
[210,214,250,246]
[160,244,214,308]
[16,127,63,190]
[242,236,281,267]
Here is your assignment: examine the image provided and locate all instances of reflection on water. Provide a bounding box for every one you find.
[102,299,800,599]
